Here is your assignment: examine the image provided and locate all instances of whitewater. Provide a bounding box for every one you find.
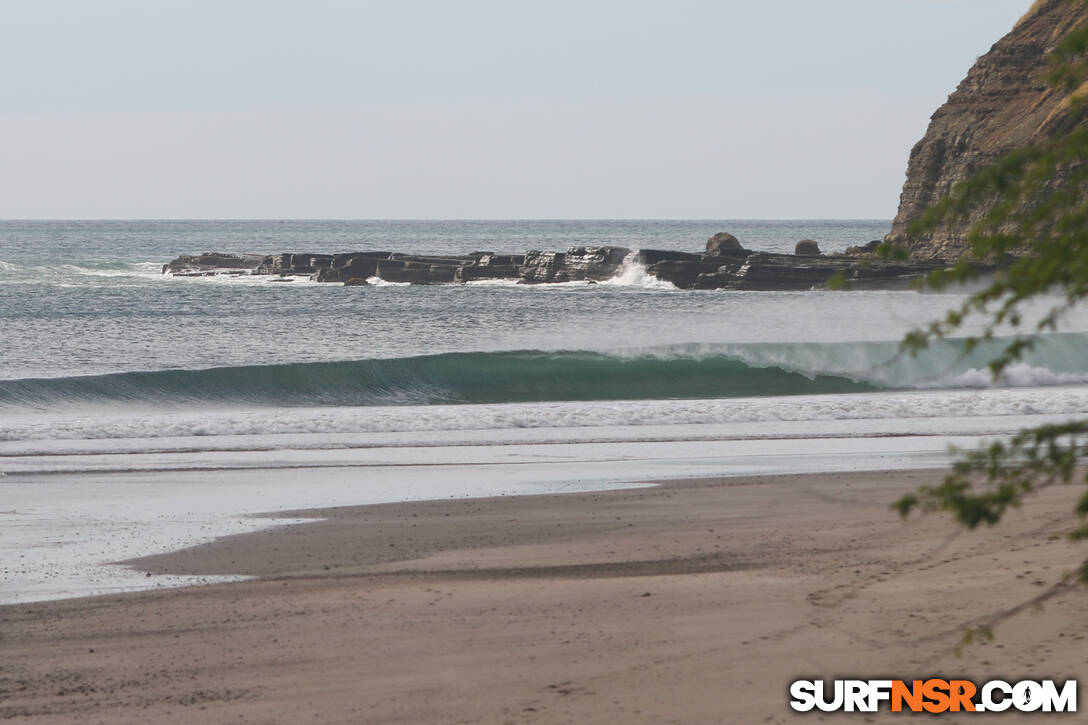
[3,219,1088,603]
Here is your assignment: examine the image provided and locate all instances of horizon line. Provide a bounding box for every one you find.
[0,217,893,223]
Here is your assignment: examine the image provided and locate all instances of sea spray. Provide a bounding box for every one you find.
[599,251,678,290]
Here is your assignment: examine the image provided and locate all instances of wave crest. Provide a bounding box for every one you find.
[3,335,1087,412]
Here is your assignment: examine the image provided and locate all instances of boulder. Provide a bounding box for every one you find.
[795,240,821,257]
[844,240,883,256]
[706,232,743,256]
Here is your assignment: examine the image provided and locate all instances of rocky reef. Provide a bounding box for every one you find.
[164,234,947,291]
[887,0,1088,259]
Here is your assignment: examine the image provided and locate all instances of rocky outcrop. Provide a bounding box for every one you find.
[256,253,336,275]
[162,252,264,275]
[726,253,943,291]
[794,240,821,257]
[887,0,1088,259]
[844,240,883,256]
[374,254,498,284]
[642,250,749,289]
[706,232,745,256]
[163,238,948,291]
[168,248,621,286]
[520,246,632,283]
[311,252,392,282]
[455,253,524,282]
[374,259,458,285]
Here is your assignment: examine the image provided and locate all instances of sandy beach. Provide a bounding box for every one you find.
[2,468,1085,724]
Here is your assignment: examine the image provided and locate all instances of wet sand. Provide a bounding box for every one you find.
[2,469,1086,723]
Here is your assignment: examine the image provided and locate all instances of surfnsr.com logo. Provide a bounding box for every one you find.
[789,679,1077,713]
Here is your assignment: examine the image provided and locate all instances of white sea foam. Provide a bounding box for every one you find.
[4,384,1081,603]
[3,385,1086,445]
[464,278,523,287]
[57,263,164,279]
[935,362,1088,388]
[0,462,650,604]
[523,279,597,288]
[161,270,323,286]
[366,275,411,287]
[0,424,1037,603]
[599,251,678,290]
[3,387,1073,605]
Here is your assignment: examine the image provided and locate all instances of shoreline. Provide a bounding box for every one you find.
[4,468,1085,723]
[8,424,1024,605]
[122,470,946,580]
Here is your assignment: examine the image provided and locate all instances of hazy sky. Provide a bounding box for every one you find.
[1,0,1032,219]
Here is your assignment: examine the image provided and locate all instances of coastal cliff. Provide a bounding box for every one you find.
[888,0,1088,259]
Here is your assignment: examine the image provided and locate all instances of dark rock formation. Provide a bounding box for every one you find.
[887,0,1088,259]
[518,251,568,283]
[844,240,883,256]
[706,232,744,256]
[633,249,702,266]
[255,253,337,275]
[162,252,264,275]
[794,240,821,257]
[731,253,845,290]
[372,260,449,285]
[724,253,943,291]
[520,246,631,283]
[453,253,524,282]
[163,242,948,292]
[166,250,523,285]
[311,252,392,283]
[644,250,749,289]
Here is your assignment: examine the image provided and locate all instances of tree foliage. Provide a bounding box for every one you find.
[890,0,1088,586]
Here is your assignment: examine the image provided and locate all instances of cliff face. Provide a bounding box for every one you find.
[887,0,1088,259]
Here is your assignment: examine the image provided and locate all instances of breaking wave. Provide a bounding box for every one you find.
[0,350,874,410]
[2,334,1087,412]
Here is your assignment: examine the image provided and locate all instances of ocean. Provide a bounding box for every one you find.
[3,219,1088,603]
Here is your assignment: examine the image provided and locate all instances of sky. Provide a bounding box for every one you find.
[0,0,1033,219]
